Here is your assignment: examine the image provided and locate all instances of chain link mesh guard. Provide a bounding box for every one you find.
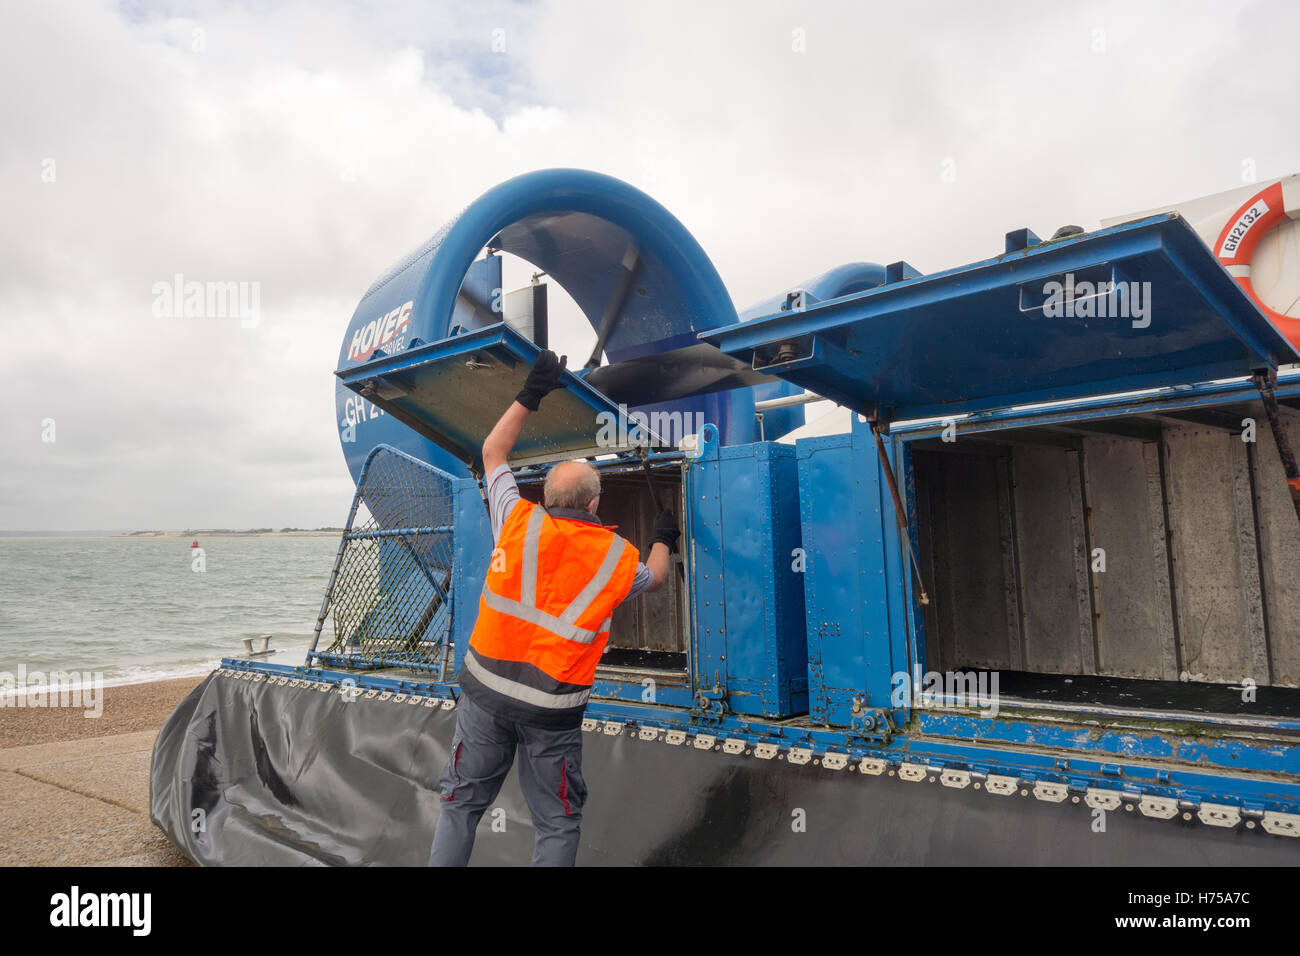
[308,445,459,676]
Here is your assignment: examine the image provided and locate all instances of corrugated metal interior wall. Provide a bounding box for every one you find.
[913,401,1300,688]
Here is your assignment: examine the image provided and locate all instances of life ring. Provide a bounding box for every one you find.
[1213,181,1300,351]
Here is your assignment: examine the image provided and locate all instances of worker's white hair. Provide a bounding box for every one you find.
[544,460,601,510]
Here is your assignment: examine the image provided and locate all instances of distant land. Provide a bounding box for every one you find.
[0,528,343,538]
[0,530,129,537]
[118,528,344,537]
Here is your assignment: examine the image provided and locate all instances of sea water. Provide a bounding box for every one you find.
[0,535,339,689]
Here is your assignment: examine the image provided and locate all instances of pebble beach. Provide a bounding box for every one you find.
[0,676,205,866]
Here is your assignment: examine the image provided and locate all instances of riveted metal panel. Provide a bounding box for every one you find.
[754,443,810,716]
[716,446,765,711]
[797,436,859,724]
[686,433,729,703]
[796,423,907,726]
[681,440,808,718]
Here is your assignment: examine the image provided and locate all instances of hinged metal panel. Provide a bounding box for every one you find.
[336,323,660,467]
[702,214,1299,421]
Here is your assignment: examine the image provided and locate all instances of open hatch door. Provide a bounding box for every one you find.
[702,214,1300,422]
[337,324,661,468]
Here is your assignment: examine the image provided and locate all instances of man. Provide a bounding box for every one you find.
[428,349,679,866]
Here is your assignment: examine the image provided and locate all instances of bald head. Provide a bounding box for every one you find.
[544,460,602,513]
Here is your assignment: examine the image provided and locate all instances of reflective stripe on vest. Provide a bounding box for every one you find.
[520,506,544,607]
[468,499,638,706]
[480,586,606,644]
[463,650,591,710]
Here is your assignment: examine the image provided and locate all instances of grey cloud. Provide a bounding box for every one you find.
[2,0,1298,530]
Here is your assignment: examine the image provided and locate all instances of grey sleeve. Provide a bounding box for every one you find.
[623,562,654,601]
[485,464,521,543]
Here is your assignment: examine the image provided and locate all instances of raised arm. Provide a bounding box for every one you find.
[482,402,531,475]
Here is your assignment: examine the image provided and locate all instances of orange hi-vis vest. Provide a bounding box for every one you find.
[460,499,640,728]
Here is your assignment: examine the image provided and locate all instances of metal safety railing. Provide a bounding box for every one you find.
[308,444,458,677]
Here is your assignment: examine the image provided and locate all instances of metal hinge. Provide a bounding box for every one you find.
[940,769,971,789]
[849,699,895,744]
[1197,803,1241,828]
[1139,796,1179,819]
[695,691,727,718]
[1262,811,1300,837]
[984,774,1018,796]
[1033,781,1069,803]
[1085,788,1122,811]
[821,752,849,771]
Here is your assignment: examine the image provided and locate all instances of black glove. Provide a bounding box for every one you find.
[515,350,568,411]
[652,509,680,552]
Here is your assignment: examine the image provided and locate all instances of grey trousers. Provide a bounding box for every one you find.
[427,693,588,866]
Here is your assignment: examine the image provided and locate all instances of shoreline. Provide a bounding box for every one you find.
[112,531,340,538]
[0,674,207,866]
[0,531,341,538]
[0,674,209,750]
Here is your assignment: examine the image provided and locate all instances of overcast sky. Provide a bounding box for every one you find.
[3,0,1298,531]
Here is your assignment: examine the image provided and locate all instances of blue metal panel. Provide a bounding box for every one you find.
[718,442,807,717]
[703,214,1300,421]
[759,442,810,715]
[913,713,1300,778]
[796,419,908,729]
[684,427,808,718]
[796,434,855,725]
[685,425,728,710]
[716,445,764,711]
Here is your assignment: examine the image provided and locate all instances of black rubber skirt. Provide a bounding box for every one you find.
[150,672,1297,865]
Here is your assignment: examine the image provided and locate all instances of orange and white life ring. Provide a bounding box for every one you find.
[1214,181,1300,351]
